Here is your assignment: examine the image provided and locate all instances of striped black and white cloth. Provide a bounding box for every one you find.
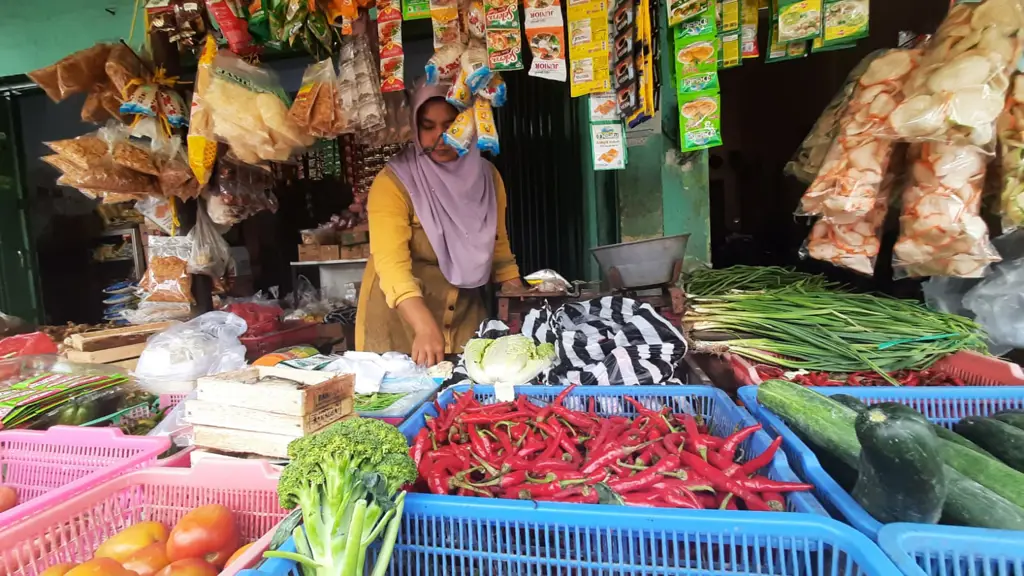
[453,296,687,386]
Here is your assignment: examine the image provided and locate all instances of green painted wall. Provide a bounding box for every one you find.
[0,1,145,78]
[614,5,711,267]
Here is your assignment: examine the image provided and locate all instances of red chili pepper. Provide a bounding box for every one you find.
[442,390,476,430]
[410,428,430,467]
[718,424,761,462]
[464,401,514,414]
[662,432,684,454]
[581,442,652,475]
[738,436,783,476]
[539,428,565,460]
[608,455,680,493]
[718,493,738,510]
[659,469,716,493]
[468,425,492,460]
[516,442,546,459]
[678,451,772,512]
[737,476,813,493]
[762,491,786,511]
[587,397,597,417]
[515,394,538,415]
[552,385,578,408]
[534,459,579,473]
[553,405,597,431]
[622,492,672,508]
[459,412,530,425]
[681,413,708,460]
[694,493,717,508]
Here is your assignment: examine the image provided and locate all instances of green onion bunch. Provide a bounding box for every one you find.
[686,286,987,381]
[686,266,837,297]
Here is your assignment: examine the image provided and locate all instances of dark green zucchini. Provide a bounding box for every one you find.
[758,379,1024,529]
[992,410,1024,432]
[831,394,868,413]
[874,402,994,458]
[852,403,947,524]
[954,416,1024,472]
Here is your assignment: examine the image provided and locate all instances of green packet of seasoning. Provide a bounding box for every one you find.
[766,5,808,62]
[668,0,713,28]
[812,35,856,52]
[717,0,740,33]
[679,93,722,152]
[777,0,822,42]
[674,4,718,82]
[823,0,869,44]
[402,0,430,20]
[718,31,742,69]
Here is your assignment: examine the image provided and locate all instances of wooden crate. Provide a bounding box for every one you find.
[184,396,354,436]
[196,366,354,416]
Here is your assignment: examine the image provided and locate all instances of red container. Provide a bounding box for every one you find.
[725,350,1024,387]
[239,321,320,360]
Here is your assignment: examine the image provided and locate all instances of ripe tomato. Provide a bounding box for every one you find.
[0,485,17,512]
[94,522,169,563]
[154,559,219,576]
[39,564,76,576]
[166,504,239,568]
[66,558,135,576]
[225,542,253,568]
[122,541,172,576]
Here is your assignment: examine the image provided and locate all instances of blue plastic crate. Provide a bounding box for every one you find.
[737,385,1024,541]
[242,499,898,576]
[877,523,1024,576]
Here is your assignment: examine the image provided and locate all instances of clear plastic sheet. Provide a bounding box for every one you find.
[187,200,231,278]
[892,143,1001,278]
[963,255,1024,349]
[881,0,1024,150]
[800,50,920,223]
[785,51,884,184]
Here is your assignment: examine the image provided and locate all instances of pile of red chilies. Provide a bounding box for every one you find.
[409,385,813,510]
[754,365,966,387]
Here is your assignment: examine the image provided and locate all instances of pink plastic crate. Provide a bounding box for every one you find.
[728,350,1024,387]
[0,426,169,529]
[0,459,286,576]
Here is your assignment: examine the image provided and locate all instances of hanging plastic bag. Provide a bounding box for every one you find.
[963,256,1024,350]
[134,311,248,394]
[999,74,1024,232]
[205,155,277,225]
[187,200,231,278]
[785,50,883,184]
[141,236,195,304]
[893,143,1001,278]
[879,1,1024,151]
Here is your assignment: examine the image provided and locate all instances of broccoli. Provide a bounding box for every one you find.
[265,418,418,576]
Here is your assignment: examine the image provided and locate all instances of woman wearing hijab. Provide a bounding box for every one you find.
[355,82,524,366]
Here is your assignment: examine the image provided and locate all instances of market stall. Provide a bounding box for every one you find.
[3,0,1024,574]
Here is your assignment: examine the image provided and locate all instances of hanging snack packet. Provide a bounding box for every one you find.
[207,0,258,55]
[466,0,487,39]
[188,35,218,187]
[766,3,808,63]
[430,0,461,47]
[811,35,856,53]
[673,7,719,96]
[442,107,477,156]
[679,93,723,152]
[477,73,508,107]
[447,69,475,110]
[719,31,742,69]
[667,0,709,28]
[568,0,611,97]
[822,0,868,45]
[485,0,525,71]
[524,0,568,82]
[120,83,159,117]
[462,43,495,92]
[378,0,406,92]
[403,0,431,19]
[474,97,500,154]
[425,43,466,84]
[776,0,822,42]
[157,89,189,129]
[741,0,759,58]
[719,0,740,32]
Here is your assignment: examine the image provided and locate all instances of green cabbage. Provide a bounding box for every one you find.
[463,335,556,386]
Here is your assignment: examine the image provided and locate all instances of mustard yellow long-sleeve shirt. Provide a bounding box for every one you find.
[355,165,520,354]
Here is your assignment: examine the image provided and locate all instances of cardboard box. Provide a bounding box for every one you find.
[196,366,355,416]
[297,244,342,262]
[340,229,369,246]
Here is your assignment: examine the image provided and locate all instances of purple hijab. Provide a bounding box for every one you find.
[386,83,498,289]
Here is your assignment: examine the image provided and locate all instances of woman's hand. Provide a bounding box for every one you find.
[412,327,445,367]
[397,297,446,366]
[500,278,528,295]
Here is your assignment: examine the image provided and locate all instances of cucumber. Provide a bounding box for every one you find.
[831,394,868,413]
[954,416,1024,472]
[852,404,946,524]
[992,410,1024,432]
[758,380,1024,529]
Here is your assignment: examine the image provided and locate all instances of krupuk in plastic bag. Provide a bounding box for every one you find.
[801,50,919,223]
[999,74,1024,231]
[893,143,1001,278]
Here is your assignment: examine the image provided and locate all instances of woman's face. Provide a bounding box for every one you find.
[418,98,460,163]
